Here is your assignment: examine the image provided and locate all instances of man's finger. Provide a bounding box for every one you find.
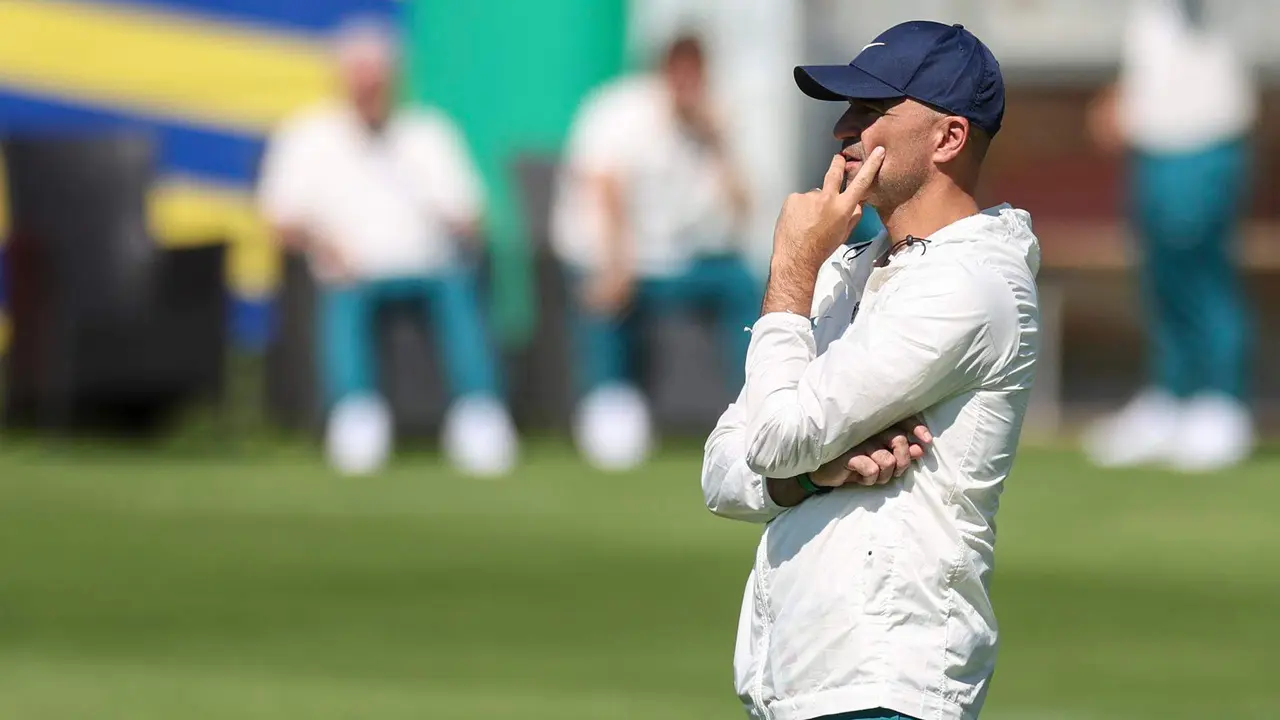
[848,454,879,483]
[908,442,925,461]
[888,434,911,477]
[840,145,885,206]
[871,449,895,485]
[895,415,933,444]
[874,429,909,474]
[813,454,854,489]
[822,154,845,195]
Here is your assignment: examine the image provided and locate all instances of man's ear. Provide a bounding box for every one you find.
[933,117,969,164]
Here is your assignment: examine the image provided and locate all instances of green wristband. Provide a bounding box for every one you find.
[796,474,831,496]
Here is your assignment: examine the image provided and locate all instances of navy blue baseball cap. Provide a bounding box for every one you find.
[795,21,1005,136]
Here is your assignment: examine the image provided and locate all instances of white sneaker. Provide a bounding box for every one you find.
[573,383,653,472]
[441,395,519,478]
[326,394,393,476]
[1167,393,1254,473]
[1082,388,1181,469]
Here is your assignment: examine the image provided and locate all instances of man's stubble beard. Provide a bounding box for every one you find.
[854,166,926,217]
[848,174,897,215]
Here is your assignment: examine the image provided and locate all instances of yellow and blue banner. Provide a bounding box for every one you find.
[0,0,398,350]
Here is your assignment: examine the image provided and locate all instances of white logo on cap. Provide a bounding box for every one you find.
[861,42,886,50]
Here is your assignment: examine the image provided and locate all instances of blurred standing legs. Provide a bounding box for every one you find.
[1085,138,1254,471]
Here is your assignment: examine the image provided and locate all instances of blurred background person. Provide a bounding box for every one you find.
[257,16,518,477]
[551,33,757,471]
[1083,0,1257,472]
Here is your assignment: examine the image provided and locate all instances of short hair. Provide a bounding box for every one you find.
[331,14,402,66]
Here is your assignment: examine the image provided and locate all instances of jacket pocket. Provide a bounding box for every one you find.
[860,527,898,618]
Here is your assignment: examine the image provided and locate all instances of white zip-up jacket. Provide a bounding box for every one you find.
[702,205,1040,720]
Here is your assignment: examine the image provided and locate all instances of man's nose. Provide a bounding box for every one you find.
[833,122,862,141]
[833,111,865,140]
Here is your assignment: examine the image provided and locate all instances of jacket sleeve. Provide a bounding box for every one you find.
[742,261,1001,480]
[701,387,787,524]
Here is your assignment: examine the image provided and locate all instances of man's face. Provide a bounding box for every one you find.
[833,98,939,208]
[665,52,706,119]
[341,44,397,128]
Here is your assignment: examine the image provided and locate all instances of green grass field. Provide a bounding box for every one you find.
[0,439,1277,719]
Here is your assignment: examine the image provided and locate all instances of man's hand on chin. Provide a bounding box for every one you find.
[761,147,884,317]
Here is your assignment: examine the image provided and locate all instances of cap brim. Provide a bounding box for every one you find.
[794,64,904,102]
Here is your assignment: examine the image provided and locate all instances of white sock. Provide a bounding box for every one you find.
[1167,393,1254,473]
[573,383,652,472]
[1082,387,1181,469]
[442,395,519,478]
[326,394,393,476]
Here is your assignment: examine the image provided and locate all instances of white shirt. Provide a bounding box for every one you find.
[1119,0,1256,153]
[702,206,1041,720]
[258,101,484,281]
[551,75,739,277]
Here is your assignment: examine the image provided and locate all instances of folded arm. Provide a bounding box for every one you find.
[702,389,788,524]
[743,262,996,480]
[703,390,932,523]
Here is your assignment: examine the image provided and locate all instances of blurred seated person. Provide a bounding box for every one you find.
[552,34,756,471]
[553,34,888,472]
[257,17,517,477]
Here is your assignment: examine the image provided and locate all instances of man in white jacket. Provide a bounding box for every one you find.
[702,21,1040,720]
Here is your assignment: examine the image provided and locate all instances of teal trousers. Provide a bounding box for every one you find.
[569,255,761,395]
[1130,137,1253,400]
[317,271,502,409]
